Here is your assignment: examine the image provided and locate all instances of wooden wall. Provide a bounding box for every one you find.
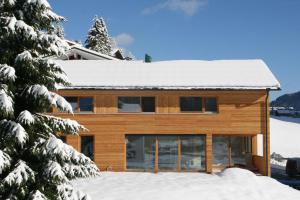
[53,90,270,175]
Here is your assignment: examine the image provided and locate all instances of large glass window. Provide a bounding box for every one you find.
[118,97,155,113]
[65,97,78,112]
[118,97,141,112]
[181,136,206,170]
[126,135,206,171]
[213,136,252,167]
[213,136,229,166]
[81,136,94,160]
[205,97,217,113]
[126,135,156,170]
[158,136,178,170]
[64,97,93,113]
[79,97,93,112]
[180,97,202,112]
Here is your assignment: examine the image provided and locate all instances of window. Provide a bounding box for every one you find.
[59,136,66,143]
[158,136,178,170]
[79,97,93,112]
[118,97,155,113]
[205,97,217,113]
[213,136,252,167]
[180,97,218,113]
[126,135,156,170]
[180,97,202,112]
[141,97,155,112]
[64,97,93,113]
[81,136,94,160]
[181,135,206,170]
[65,97,78,112]
[126,135,206,171]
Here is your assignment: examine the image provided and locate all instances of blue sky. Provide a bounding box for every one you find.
[49,0,300,100]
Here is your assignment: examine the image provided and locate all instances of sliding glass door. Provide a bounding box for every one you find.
[213,136,252,167]
[126,135,206,171]
[181,136,205,170]
[158,136,178,170]
[126,135,156,170]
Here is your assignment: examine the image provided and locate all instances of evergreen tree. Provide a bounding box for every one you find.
[54,25,65,39]
[85,16,112,55]
[0,0,99,199]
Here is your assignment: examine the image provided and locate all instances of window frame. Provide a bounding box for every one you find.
[125,134,206,172]
[63,96,94,113]
[179,96,218,114]
[80,135,95,161]
[117,96,156,113]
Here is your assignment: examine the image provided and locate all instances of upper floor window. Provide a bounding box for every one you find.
[79,97,93,112]
[180,97,218,113]
[180,97,202,112]
[205,97,218,113]
[118,97,155,113]
[64,96,93,113]
[65,97,78,112]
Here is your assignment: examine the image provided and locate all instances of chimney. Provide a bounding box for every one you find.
[145,54,152,63]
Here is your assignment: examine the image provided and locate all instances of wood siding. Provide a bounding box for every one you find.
[53,90,270,175]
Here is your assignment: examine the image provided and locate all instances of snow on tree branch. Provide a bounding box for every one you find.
[36,114,87,134]
[0,0,16,7]
[3,160,35,187]
[15,50,33,63]
[0,150,11,174]
[57,183,91,200]
[17,110,35,125]
[43,160,68,184]
[28,190,48,200]
[0,64,16,82]
[0,120,28,146]
[0,85,14,117]
[50,92,73,113]
[3,16,37,39]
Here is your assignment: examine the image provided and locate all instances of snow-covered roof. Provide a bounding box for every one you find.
[49,39,119,60]
[56,59,280,90]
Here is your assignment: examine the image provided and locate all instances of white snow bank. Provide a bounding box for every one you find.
[57,59,280,90]
[271,117,300,158]
[72,168,300,200]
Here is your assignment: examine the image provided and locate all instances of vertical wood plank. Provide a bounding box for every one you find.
[206,134,212,173]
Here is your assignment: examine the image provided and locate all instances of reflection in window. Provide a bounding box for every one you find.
[205,97,217,113]
[118,97,141,112]
[126,135,156,170]
[81,136,94,160]
[213,136,229,166]
[65,97,78,112]
[118,97,156,112]
[180,97,202,112]
[79,97,93,112]
[181,136,205,170]
[141,97,155,112]
[158,136,178,170]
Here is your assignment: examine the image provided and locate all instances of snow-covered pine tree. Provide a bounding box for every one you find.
[54,25,65,39]
[0,0,99,199]
[85,16,112,55]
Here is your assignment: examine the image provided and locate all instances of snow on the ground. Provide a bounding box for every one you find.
[73,168,300,200]
[271,116,300,158]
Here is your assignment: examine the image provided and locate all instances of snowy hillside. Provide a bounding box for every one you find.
[271,116,300,158]
[73,168,300,200]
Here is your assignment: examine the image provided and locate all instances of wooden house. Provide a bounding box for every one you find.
[52,58,280,176]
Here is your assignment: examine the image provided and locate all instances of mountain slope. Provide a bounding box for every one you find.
[271,91,300,110]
